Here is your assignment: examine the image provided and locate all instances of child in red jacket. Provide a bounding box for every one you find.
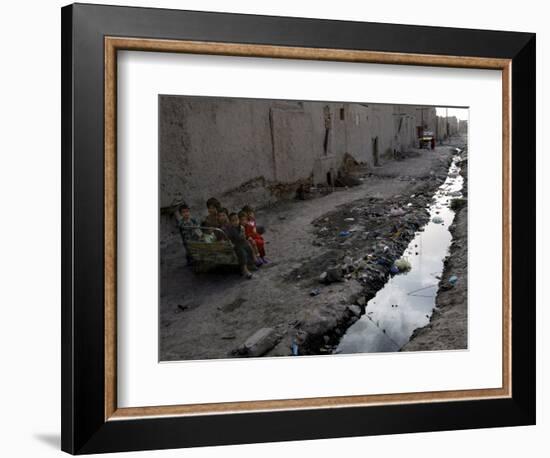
[241,206,268,263]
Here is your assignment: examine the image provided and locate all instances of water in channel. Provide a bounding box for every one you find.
[335,156,464,354]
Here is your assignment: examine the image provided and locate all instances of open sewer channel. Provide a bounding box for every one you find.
[335,155,464,354]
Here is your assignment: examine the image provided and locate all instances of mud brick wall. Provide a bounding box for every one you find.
[160,96,422,211]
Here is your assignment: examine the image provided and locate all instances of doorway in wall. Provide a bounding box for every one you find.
[373,136,380,166]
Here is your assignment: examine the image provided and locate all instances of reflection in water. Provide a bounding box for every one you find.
[336,157,464,354]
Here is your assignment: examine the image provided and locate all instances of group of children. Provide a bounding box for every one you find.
[177,197,268,279]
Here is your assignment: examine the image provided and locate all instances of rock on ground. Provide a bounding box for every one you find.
[233,327,282,357]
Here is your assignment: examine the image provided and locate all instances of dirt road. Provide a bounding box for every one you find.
[160,146,454,361]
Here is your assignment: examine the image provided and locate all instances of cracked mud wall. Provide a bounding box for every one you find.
[159,96,420,241]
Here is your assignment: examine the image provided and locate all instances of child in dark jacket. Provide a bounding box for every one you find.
[225,213,255,279]
[177,204,201,264]
[201,197,221,242]
[202,197,221,228]
[177,204,200,242]
[216,208,231,240]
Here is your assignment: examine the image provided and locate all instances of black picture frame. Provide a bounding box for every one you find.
[61,3,536,454]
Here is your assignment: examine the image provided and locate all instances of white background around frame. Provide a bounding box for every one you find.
[117,50,502,408]
[0,1,546,457]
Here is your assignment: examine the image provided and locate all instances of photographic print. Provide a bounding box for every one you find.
[62,6,535,451]
[159,95,468,361]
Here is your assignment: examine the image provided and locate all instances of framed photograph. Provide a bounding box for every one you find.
[61,3,536,454]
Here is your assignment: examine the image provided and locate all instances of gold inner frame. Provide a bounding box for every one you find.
[104,37,512,421]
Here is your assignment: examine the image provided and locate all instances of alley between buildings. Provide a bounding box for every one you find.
[160,137,467,360]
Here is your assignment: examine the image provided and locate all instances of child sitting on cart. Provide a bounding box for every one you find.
[177,204,201,264]
[216,208,231,240]
[241,205,268,264]
[225,212,256,279]
[177,204,200,242]
[202,197,221,228]
[238,211,263,267]
[201,197,221,243]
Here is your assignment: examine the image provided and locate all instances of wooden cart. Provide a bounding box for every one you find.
[184,227,239,273]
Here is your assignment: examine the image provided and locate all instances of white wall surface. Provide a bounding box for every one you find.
[0,0,545,457]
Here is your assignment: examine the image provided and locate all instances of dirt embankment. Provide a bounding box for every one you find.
[401,157,468,352]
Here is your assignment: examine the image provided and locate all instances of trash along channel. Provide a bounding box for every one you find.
[335,156,464,354]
